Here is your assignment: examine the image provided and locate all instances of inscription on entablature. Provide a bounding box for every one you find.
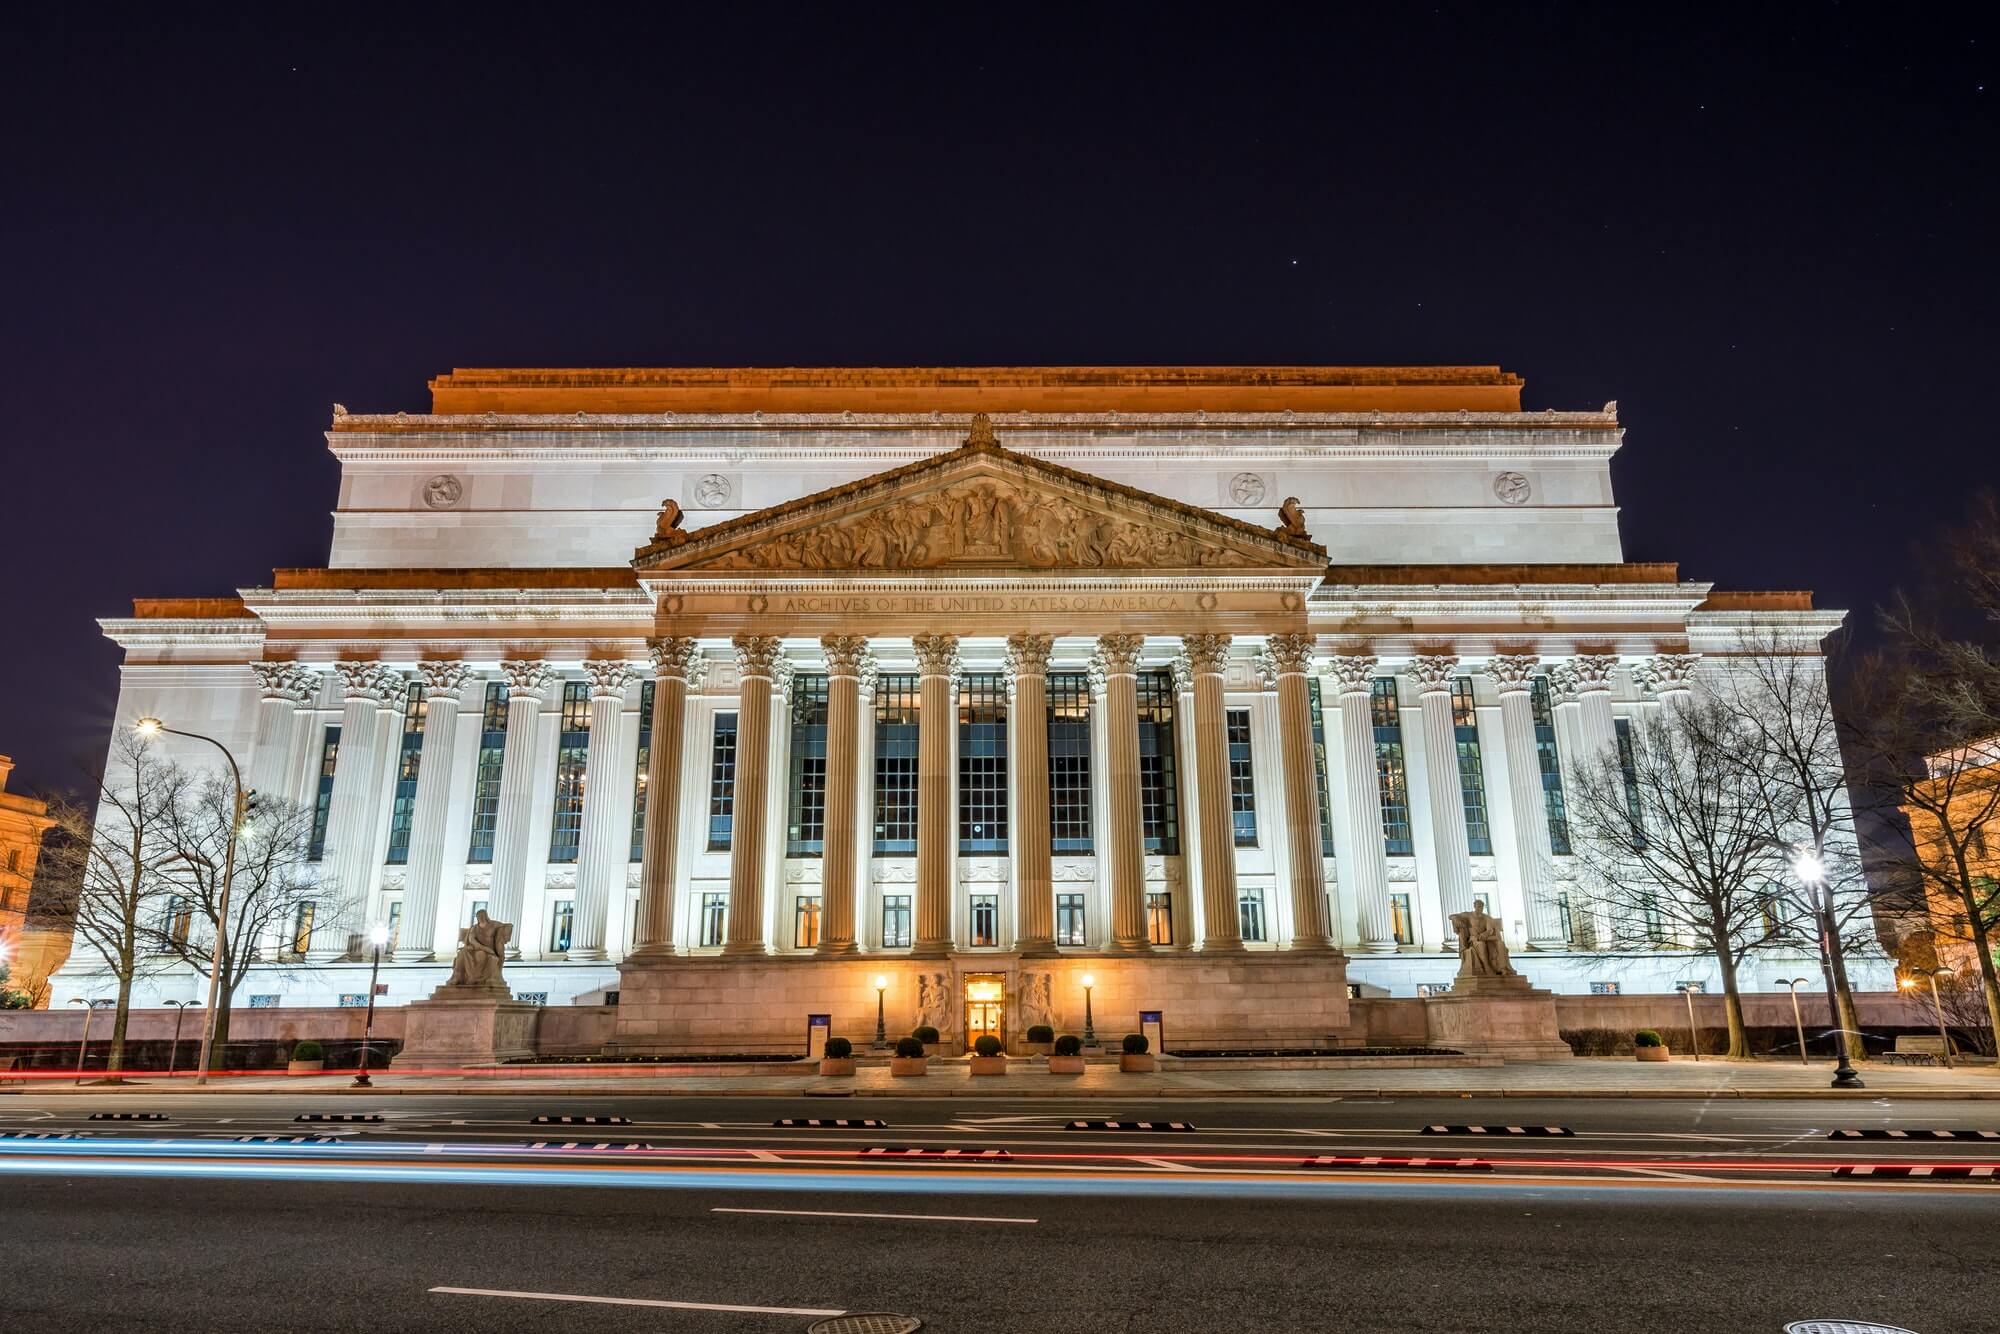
[772,592,1190,615]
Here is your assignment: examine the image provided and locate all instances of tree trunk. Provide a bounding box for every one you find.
[1713,933,1751,1060]
[1972,919,2000,1044]
[107,971,133,1078]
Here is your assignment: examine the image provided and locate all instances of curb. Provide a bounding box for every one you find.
[9,1082,1998,1100]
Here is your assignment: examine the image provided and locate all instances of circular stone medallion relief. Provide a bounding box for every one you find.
[422,474,463,510]
[1492,471,1533,505]
[694,473,733,508]
[1228,472,1267,505]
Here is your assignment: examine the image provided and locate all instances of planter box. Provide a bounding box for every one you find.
[1048,1055,1086,1075]
[969,1055,1008,1076]
[1119,1053,1157,1073]
[1635,1046,1671,1062]
[1022,1041,1054,1057]
[819,1057,857,1076]
[890,1056,929,1077]
[286,1059,324,1075]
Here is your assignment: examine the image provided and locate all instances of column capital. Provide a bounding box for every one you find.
[415,660,476,697]
[1321,653,1379,695]
[1481,653,1541,694]
[1005,632,1055,680]
[1169,648,1194,694]
[1565,653,1620,693]
[583,659,637,699]
[499,659,556,695]
[1403,652,1460,695]
[911,633,959,676]
[1095,633,1145,675]
[820,634,870,677]
[649,636,707,688]
[732,635,786,680]
[1636,652,1701,696]
[1546,660,1581,703]
[333,661,406,706]
[252,661,318,704]
[856,649,881,700]
[1265,633,1316,676]
[1181,633,1232,674]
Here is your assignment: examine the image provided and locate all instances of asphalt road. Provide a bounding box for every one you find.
[3,1092,1995,1333]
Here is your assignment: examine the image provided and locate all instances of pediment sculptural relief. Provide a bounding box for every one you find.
[696,478,1261,571]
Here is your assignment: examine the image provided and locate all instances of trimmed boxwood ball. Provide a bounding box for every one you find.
[290,1040,324,1061]
[1053,1034,1083,1057]
[1634,1029,1665,1048]
[973,1034,1003,1058]
[913,1025,940,1043]
[1121,1033,1149,1055]
[823,1037,852,1059]
[1026,1024,1054,1043]
[894,1036,926,1058]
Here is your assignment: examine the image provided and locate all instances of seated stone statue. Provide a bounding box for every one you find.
[1449,899,1518,981]
[446,910,512,990]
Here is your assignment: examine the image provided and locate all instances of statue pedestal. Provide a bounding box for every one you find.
[1423,975,1572,1061]
[399,987,541,1068]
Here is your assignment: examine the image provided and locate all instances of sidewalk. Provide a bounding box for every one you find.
[12,1056,2000,1099]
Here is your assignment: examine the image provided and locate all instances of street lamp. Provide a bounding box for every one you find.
[134,717,248,1087]
[1902,967,1955,1070]
[68,997,107,1085]
[1792,848,1863,1089]
[871,975,889,1050]
[1774,979,1810,1066]
[353,923,390,1088]
[1081,973,1097,1049]
[1674,981,1701,1063]
[163,1000,200,1077]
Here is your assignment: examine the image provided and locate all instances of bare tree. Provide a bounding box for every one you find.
[1566,695,1794,1058]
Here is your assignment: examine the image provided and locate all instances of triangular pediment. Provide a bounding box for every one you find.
[636,433,1326,575]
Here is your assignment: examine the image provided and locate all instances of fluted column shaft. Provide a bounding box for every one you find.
[247,664,316,802]
[397,664,477,960]
[568,662,635,960]
[1328,657,1395,951]
[1185,634,1243,951]
[817,637,867,955]
[1095,635,1149,951]
[1409,656,1474,936]
[910,634,957,957]
[723,638,781,955]
[1008,634,1056,955]
[1486,656,1565,948]
[314,663,405,958]
[1568,655,1621,765]
[1270,636,1336,951]
[487,663,553,949]
[633,639,698,956]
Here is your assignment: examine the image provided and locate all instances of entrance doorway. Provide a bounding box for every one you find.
[965,974,1004,1051]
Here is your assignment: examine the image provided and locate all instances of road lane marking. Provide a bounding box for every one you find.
[713,1206,1036,1224]
[429,1285,844,1317]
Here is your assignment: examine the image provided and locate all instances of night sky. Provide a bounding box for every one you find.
[3,9,1993,793]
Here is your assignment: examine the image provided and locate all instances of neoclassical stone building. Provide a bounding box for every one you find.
[54,366,1885,1048]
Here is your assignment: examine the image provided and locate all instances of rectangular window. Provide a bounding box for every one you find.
[969,892,1000,947]
[548,899,574,953]
[1389,892,1415,946]
[699,892,728,947]
[1056,892,1087,946]
[1557,889,1575,942]
[308,725,340,861]
[1589,980,1621,996]
[384,684,428,865]
[290,901,316,956]
[467,683,508,863]
[959,673,1009,854]
[874,675,920,855]
[164,895,192,946]
[707,712,739,851]
[629,679,654,862]
[1048,672,1093,853]
[384,900,402,954]
[1529,677,1572,855]
[1308,678,1336,858]
[881,894,912,948]
[1371,678,1413,856]
[1147,890,1173,946]
[1451,678,1494,856]
[794,895,822,949]
[1642,892,1667,944]
[786,674,830,856]
[466,898,488,925]
[1226,708,1258,846]
[1615,717,1646,847]
[1237,887,1267,942]
[547,681,591,864]
[1136,670,1181,854]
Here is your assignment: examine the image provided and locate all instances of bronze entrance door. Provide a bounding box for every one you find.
[965,974,1005,1050]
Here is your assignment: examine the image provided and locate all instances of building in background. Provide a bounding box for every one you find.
[1903,736,2000,977]
[0,756,54,986]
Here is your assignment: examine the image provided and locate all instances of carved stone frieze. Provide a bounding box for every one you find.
[784,862,825,884]
[1404,653,1460,694]
[1481,653,1540,694]
[732,635,786,680]
[1052,860,1095,881]
[1387,862,1418,882]
[545,868,577,890]
[583,659,637,698]
[1181,633,1232,675]
[1320,654,1379,695]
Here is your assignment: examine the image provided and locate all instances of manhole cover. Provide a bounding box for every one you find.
[1785,1323,1920,1334]
[807,1316,923,1334]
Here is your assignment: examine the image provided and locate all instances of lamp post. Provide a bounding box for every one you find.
[164,1000,200,1077]
[134,718,247,1087]
[68,998,105,1085]
[353,924,390,1088]
[1792,848,1863,1089]
[1675,981,1701,1063]
[871,975,889,1050]
[1775,979,1810,1066]
[1081,973,1097,1049]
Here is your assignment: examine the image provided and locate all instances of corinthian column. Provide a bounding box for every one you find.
[1643,652,1701,707]
[633,638,701,957]
[1007,633,1057,956]
[1484,654,1565,949]
[723,637,782,955]
[816,635,868,956]
[567,660,636,960]
[1567,653,1622,766]
[1269,635,1336,952]
[1408,654,1474,937]
[314,662,406,958]
[246,663,317,802]
[488,660,554,951]
[1093,634,1149,952]
[1327,655,1395,951]
[1184,633,1243,952]
[910,634,958,958]
[397,662,478,960]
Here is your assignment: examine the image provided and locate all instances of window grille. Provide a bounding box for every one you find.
[308,726,340,862]
[1048,672,1093,853]
[1371,678,1413,855]
[547,681,591,863]
[1389,892,1415,946]
[787,674,830,856]
[1136,670,1181,854]
[1529,677,1572,855]
[794,895,822,949]
[629,679,654,862]
[959,673,1009,853]
[873,675,920,855]
[548,899,574,953]
[385,684,428,865]
[1451,678,1493,856]
[1146,890,1173,945]
[466,682,508,863]
[707,713,739,851]
[1308,678,1335,857]
[1056,892,1087,946]
[1226,708,1258,846]
[1237,887,1267,942]
[699,892,728,947]
[969,892,1000,947]
[881,894,912,948]
[1615,717,1646,847]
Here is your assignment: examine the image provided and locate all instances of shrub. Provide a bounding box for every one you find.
[894,1036,925,1058]
[290,1040,325,1061]
[913,1025,940,1044]
[1026,1024,1055,1043]
[1053,1034,1083,1057]
[823,1037,852,1059]
[1121,1033,1149,1055]
[973,1034,1003,1058]
[1634,1029,1665,1048]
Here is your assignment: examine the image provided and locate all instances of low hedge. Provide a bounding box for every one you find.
[289,1039,325,1062]
[913,1025,940,1043]
[1025,1024,1055,1043]
[894,1036,925,1059]
[823,1037,852,1059]
[1053,1034,1083,1057]
[1121,1033,1149,1055]
[973,1034,1003,1058]
[1633,1029,1665,1048]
